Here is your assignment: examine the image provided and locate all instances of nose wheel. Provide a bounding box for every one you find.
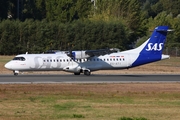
[14,73,18,76]
[13,70,19,76]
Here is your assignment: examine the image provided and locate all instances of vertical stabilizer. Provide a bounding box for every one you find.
[131,26,169,67]
[140,26,169,54]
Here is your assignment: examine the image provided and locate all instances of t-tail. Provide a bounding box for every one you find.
[124,26,170,67]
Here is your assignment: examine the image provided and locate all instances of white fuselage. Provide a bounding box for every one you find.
[5,52,136,72]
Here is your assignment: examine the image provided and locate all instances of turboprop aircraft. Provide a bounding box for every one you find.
[5,26,170,76]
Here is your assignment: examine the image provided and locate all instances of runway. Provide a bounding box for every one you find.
[0,74,180,84]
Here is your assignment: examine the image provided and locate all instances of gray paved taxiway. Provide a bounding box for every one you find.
[0,74,180,84]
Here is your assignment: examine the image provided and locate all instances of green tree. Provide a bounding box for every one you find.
[45,0,91,22]
[0,20,20,54]
[0,0,9,20]
[90,0,146,44]
[167,16,180,48]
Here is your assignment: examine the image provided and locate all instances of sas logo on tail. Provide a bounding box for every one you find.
[146,43,163,51]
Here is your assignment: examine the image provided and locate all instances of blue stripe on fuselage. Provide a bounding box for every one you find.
[131,53,161,67]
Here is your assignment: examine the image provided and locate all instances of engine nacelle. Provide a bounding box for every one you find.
[71,51,90,59]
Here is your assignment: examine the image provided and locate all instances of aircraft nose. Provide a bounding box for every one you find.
[4,62,12,70]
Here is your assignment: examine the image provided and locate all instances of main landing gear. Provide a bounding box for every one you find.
[74,72,80,75]
[73,70,91,76]
[84,70,91,76]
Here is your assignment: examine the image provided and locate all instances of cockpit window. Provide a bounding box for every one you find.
[13,57,26,61]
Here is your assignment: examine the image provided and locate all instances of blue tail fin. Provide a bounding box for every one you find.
[132,26,169,67]
[140,26,169,54]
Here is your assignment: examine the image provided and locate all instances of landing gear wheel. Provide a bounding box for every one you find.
[14,73,18,76]
[84,70,91,76]
[74,72,80,75]
[13,70,19,76]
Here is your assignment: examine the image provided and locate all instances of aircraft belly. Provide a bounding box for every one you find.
[82,62,103,70]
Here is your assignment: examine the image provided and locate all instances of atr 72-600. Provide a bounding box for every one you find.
[5,26,170,76]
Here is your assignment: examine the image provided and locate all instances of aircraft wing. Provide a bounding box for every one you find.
[85,48,119,57]
[67,48,119,59]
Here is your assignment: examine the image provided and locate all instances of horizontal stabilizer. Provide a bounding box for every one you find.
[161,54,170,60]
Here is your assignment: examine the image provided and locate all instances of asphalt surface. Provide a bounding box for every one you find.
[0,74,180,84]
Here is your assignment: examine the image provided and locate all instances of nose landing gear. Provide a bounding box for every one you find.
[13,70,19,76]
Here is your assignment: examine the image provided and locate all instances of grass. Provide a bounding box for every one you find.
[0,55,14,62]
[0,55,14,74]
[0,84,180,120]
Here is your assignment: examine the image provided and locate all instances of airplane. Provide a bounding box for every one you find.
[4,26,170,76]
